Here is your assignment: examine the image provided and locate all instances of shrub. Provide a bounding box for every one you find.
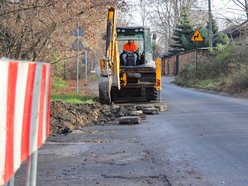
[51,77,67,94]
[225,64,248,90]
[175,44,248,91]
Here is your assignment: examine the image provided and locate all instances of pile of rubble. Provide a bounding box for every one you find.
[50,101,167,136]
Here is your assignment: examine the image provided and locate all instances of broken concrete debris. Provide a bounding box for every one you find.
[50,101,167,136]
[119,116,141,125]
[142,108,159,115]
[135,105,154,110]
[155,105,168,112]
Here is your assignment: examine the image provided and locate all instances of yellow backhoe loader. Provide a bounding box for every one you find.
[99,7,161,104]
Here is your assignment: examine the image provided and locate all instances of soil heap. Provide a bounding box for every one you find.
[50,101,138,136]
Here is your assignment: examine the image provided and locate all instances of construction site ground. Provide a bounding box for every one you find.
[15,77,248,186]
[50,79,165,136]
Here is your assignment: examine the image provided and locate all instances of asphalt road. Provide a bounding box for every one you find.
[15,77,248,186]
[152,77,248,185]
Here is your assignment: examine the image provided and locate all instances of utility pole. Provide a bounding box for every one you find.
[140,0,145,26]
[245,0,248,20]
[208,0,213,48]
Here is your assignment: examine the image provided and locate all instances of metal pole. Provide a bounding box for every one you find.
[26,150,38,186]
[76,55,79,93]
[85,50,87,85]
[76,22,79,93]
[140,0,145,27]
[245,0,248,20]
[195,42,198,78]
[175,55,179,76]
[63,61,66,80]
[6,175,14,186]
[208,0,213,47]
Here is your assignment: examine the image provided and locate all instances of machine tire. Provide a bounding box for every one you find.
[146,88,159,101]
[110,87,118,102]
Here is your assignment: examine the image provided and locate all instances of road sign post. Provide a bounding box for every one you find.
[191,29,204,78]
[71,22,84,93]
[76,23,80,93]
[85,50,88,85]
[195,42,198,77]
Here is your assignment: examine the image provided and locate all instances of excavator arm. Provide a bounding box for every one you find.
[99,7,120,104]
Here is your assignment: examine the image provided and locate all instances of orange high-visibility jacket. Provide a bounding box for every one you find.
[123,43,138,52]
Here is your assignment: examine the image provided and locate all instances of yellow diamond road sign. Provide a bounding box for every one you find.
[191,30,204,42]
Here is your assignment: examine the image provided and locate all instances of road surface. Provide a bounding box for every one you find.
[16,77,248,185]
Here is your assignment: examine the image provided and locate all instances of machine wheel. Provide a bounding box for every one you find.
[110,87,118,102]
[99,77,112,104]
[146,88,159,101]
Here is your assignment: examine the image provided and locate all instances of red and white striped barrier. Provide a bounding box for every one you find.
[0,59,51,185]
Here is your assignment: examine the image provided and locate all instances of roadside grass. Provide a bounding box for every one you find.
[52,77,67,94]
[224,64,248,91]
[88,73,100,81]
[51,77,95,104]
[51,94,94,104]
[192,79,221,89]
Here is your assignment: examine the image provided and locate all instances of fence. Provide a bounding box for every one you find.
[0,59,51,186]
[161,48,212,76]
[52,51,98,81]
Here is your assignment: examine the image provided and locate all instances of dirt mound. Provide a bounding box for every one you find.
[50,101,137,136]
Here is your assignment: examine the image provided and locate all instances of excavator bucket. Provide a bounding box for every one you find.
[99,7,116,105]
[99,76,112,104]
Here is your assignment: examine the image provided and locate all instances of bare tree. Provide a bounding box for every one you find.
[0,0,117,62]
[121,0,153,26]
[139,0,149,26]
[147,0,196,52]
[231,0,248,20]
[149,0,174,51]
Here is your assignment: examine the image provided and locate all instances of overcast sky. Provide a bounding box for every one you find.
[201,0,246,28]
[124,0,247,28]
[208,0,245,22]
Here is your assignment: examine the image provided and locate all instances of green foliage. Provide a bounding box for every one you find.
[170,6,194,53]
[175,45,248,92]
[206,16,219,35]
[88,74,100,81]
[51,94,95,104]
[213,32,229,47]
[205,17,229,47]
[181,35,194,50]
[170,12,229,53]
[197,27,209,48]
[51,77,95,104]
[52,77,67,92]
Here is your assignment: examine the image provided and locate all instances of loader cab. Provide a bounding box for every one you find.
[117,26,153,67]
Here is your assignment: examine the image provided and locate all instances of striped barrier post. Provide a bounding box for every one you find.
[0,59,51,186]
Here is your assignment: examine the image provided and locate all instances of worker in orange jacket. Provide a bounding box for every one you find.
[123,40,138,52]
[122,40,138,65]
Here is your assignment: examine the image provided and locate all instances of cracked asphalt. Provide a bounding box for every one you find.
[15,77,248,185]
[15,126,172,186]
